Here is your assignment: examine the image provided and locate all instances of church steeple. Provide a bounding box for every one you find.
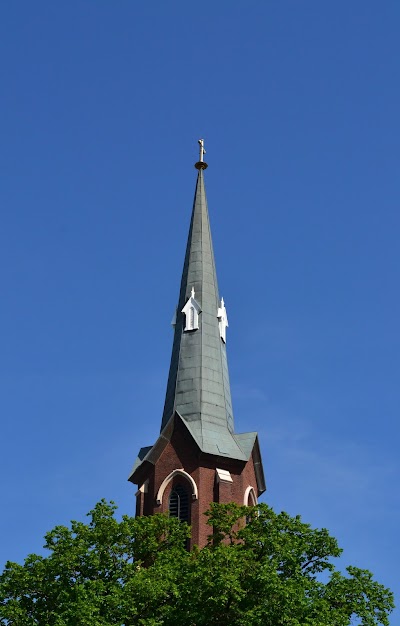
[129,142,265,548]
[161,152,236,453]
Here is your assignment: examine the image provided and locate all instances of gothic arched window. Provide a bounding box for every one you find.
[169,484,190,523]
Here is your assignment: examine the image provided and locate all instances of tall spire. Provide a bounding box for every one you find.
[128,142,266,513]
[161,141,248,459]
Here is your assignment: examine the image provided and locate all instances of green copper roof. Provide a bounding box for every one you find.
[160,166,249,458]
[129,157,266,489]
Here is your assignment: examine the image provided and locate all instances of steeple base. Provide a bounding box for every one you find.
[129,414,265,549]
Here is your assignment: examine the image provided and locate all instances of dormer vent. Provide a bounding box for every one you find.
[217,297,229,343]
[182,287,201,331]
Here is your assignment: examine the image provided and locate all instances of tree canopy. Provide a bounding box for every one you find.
[0,501,394,626]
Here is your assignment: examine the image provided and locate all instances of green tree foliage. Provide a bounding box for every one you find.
[0,501,394,625]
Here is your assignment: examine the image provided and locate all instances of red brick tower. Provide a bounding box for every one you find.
[129,142,265,548]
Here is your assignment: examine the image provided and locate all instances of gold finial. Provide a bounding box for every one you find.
[195,138,208,170]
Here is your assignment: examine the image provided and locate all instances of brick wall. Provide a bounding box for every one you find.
[135,419,260,548]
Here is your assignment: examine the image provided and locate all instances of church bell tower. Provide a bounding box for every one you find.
[128,141,265,548]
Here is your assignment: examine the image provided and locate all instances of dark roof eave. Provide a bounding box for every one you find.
[252,436,267,495]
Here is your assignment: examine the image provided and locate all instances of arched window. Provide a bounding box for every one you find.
[169,484,190,523]
[156,469,198,505]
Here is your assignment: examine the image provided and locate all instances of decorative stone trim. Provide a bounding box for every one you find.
[156,469,198,505]
[216,468,233,483]
[135,480,149,497]
[244,485,258,505]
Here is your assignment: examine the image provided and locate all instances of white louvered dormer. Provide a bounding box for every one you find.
[182,287,201,331]
[217,297,228,343]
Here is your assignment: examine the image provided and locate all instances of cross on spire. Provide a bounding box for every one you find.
[195,138,208,170]
[198,138,206,162]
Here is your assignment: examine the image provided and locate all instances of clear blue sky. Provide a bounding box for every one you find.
[1,1,399,620]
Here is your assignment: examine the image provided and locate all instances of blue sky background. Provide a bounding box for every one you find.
[1,1,399,621]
